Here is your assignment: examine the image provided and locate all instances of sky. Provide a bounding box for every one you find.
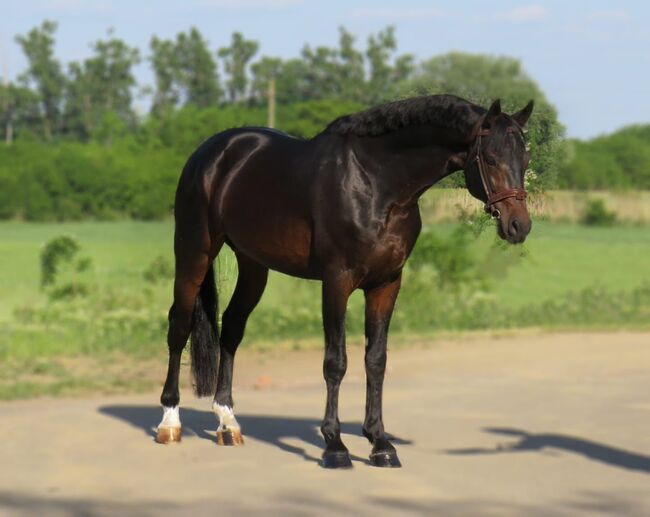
[1,0,649,139]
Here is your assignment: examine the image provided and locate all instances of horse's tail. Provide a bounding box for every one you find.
[190,262,219,397]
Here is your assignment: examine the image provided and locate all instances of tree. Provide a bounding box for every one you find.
[15,20,65,139]
[337,27,365,101]
[398,52,566,187]
[64,30,140,141]
[218,32,259,103]
[149,36,181,116]
[365,26,414,103]
[299,44,341,99]
[175,28,222,108]
[0,82,41,143]
[149,28,222,113]
[249,26,411,106]
[250,56,283,104]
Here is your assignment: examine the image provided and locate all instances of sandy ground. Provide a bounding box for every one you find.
[2,331,650,516]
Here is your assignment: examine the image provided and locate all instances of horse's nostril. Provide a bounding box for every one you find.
[510,218,521,236]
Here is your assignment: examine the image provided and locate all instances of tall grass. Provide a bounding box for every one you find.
[420,189,650,225]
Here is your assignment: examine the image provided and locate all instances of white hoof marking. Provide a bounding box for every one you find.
[212,402,240,431]
[158,406,181,430]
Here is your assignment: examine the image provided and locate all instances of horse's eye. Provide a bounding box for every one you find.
[485,155,497,166]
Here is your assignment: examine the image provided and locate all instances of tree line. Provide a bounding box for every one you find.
[559,125,650,190]
[0,20,613,222]
[1,22,418,142]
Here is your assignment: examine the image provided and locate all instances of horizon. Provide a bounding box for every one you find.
[1,0,649,140]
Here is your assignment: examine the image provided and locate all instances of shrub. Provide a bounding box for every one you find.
[581,199,617,227]
[40,236,92,299]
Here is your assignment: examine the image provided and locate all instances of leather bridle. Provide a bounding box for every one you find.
[470,126,527,219]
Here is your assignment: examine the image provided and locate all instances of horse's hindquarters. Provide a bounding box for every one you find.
[217,146,317,278]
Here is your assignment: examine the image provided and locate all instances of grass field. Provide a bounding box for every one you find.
[2,218,649,320]
[0,221,172,320]
[1,211,649,399]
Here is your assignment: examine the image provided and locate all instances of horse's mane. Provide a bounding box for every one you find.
[321,94,486,138]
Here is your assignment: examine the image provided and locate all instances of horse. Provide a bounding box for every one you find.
[155,94,534,469]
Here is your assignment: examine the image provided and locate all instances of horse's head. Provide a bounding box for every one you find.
[464,99,534,244]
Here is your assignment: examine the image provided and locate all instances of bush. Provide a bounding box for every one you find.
[581,199,617,227]
[40,235,92,299]
[0,101,377,222]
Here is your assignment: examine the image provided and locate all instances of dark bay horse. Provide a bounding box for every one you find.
[156,94,534,468]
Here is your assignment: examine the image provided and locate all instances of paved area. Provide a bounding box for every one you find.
[2,331,650,516]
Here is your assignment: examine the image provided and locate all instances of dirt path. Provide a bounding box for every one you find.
[2,331,650,516]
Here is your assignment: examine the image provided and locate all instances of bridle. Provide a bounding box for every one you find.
[469,126,527,220]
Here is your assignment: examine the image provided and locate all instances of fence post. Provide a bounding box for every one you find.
[267,77,276,129]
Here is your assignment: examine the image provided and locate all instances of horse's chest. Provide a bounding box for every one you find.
[354,210,420,276]
[365,237,409,271]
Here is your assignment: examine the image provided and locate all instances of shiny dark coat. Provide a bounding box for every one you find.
[159,94,534,468]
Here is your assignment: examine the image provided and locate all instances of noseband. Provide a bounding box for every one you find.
[471,127,527,219]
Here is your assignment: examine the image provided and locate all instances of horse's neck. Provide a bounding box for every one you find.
[353,126,469,207]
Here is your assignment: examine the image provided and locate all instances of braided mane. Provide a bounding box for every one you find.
[322,94,486,138]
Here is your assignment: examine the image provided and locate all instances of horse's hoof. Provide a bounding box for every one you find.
[156,426,182,444]
[216,428,244,446]
[321,450,353,469]
[369,449,402,468]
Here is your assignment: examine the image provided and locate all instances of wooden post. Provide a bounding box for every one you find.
[2,54,12,146]
[267,77,276,129]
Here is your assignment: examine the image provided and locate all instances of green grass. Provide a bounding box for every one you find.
[0,221,173,320]
[1,219,650,320]
[482,223,650,308]
[1,219,649,400]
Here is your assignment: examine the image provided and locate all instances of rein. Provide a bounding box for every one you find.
[471,127,527,219]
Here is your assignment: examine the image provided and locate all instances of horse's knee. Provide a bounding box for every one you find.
[324,353,347,383]
[365,354,386,378]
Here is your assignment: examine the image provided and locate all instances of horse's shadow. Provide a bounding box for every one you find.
[99,405,412,465]
[446,427,650,475]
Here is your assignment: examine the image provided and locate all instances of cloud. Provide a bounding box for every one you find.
[588,10,630,22]
[196,0,303,8]
[348,7,444,20]
[495,4,547,22]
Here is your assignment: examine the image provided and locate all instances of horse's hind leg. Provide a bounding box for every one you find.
[213,251,268,446]
[156,236,222,444]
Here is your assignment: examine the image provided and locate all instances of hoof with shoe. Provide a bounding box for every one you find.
[155,426,182,444]
[216,428,244,446]
[321,450,353,469]
[369,449,402,468]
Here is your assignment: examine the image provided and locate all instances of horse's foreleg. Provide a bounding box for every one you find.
[213,252,268,446]
[363,274,402,467]
[320,271,355,468]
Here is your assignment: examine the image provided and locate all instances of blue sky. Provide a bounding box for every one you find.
[1,0,648,139]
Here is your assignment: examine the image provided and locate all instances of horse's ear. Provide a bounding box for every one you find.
[512,100,534,127]
[482,99,501,129]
